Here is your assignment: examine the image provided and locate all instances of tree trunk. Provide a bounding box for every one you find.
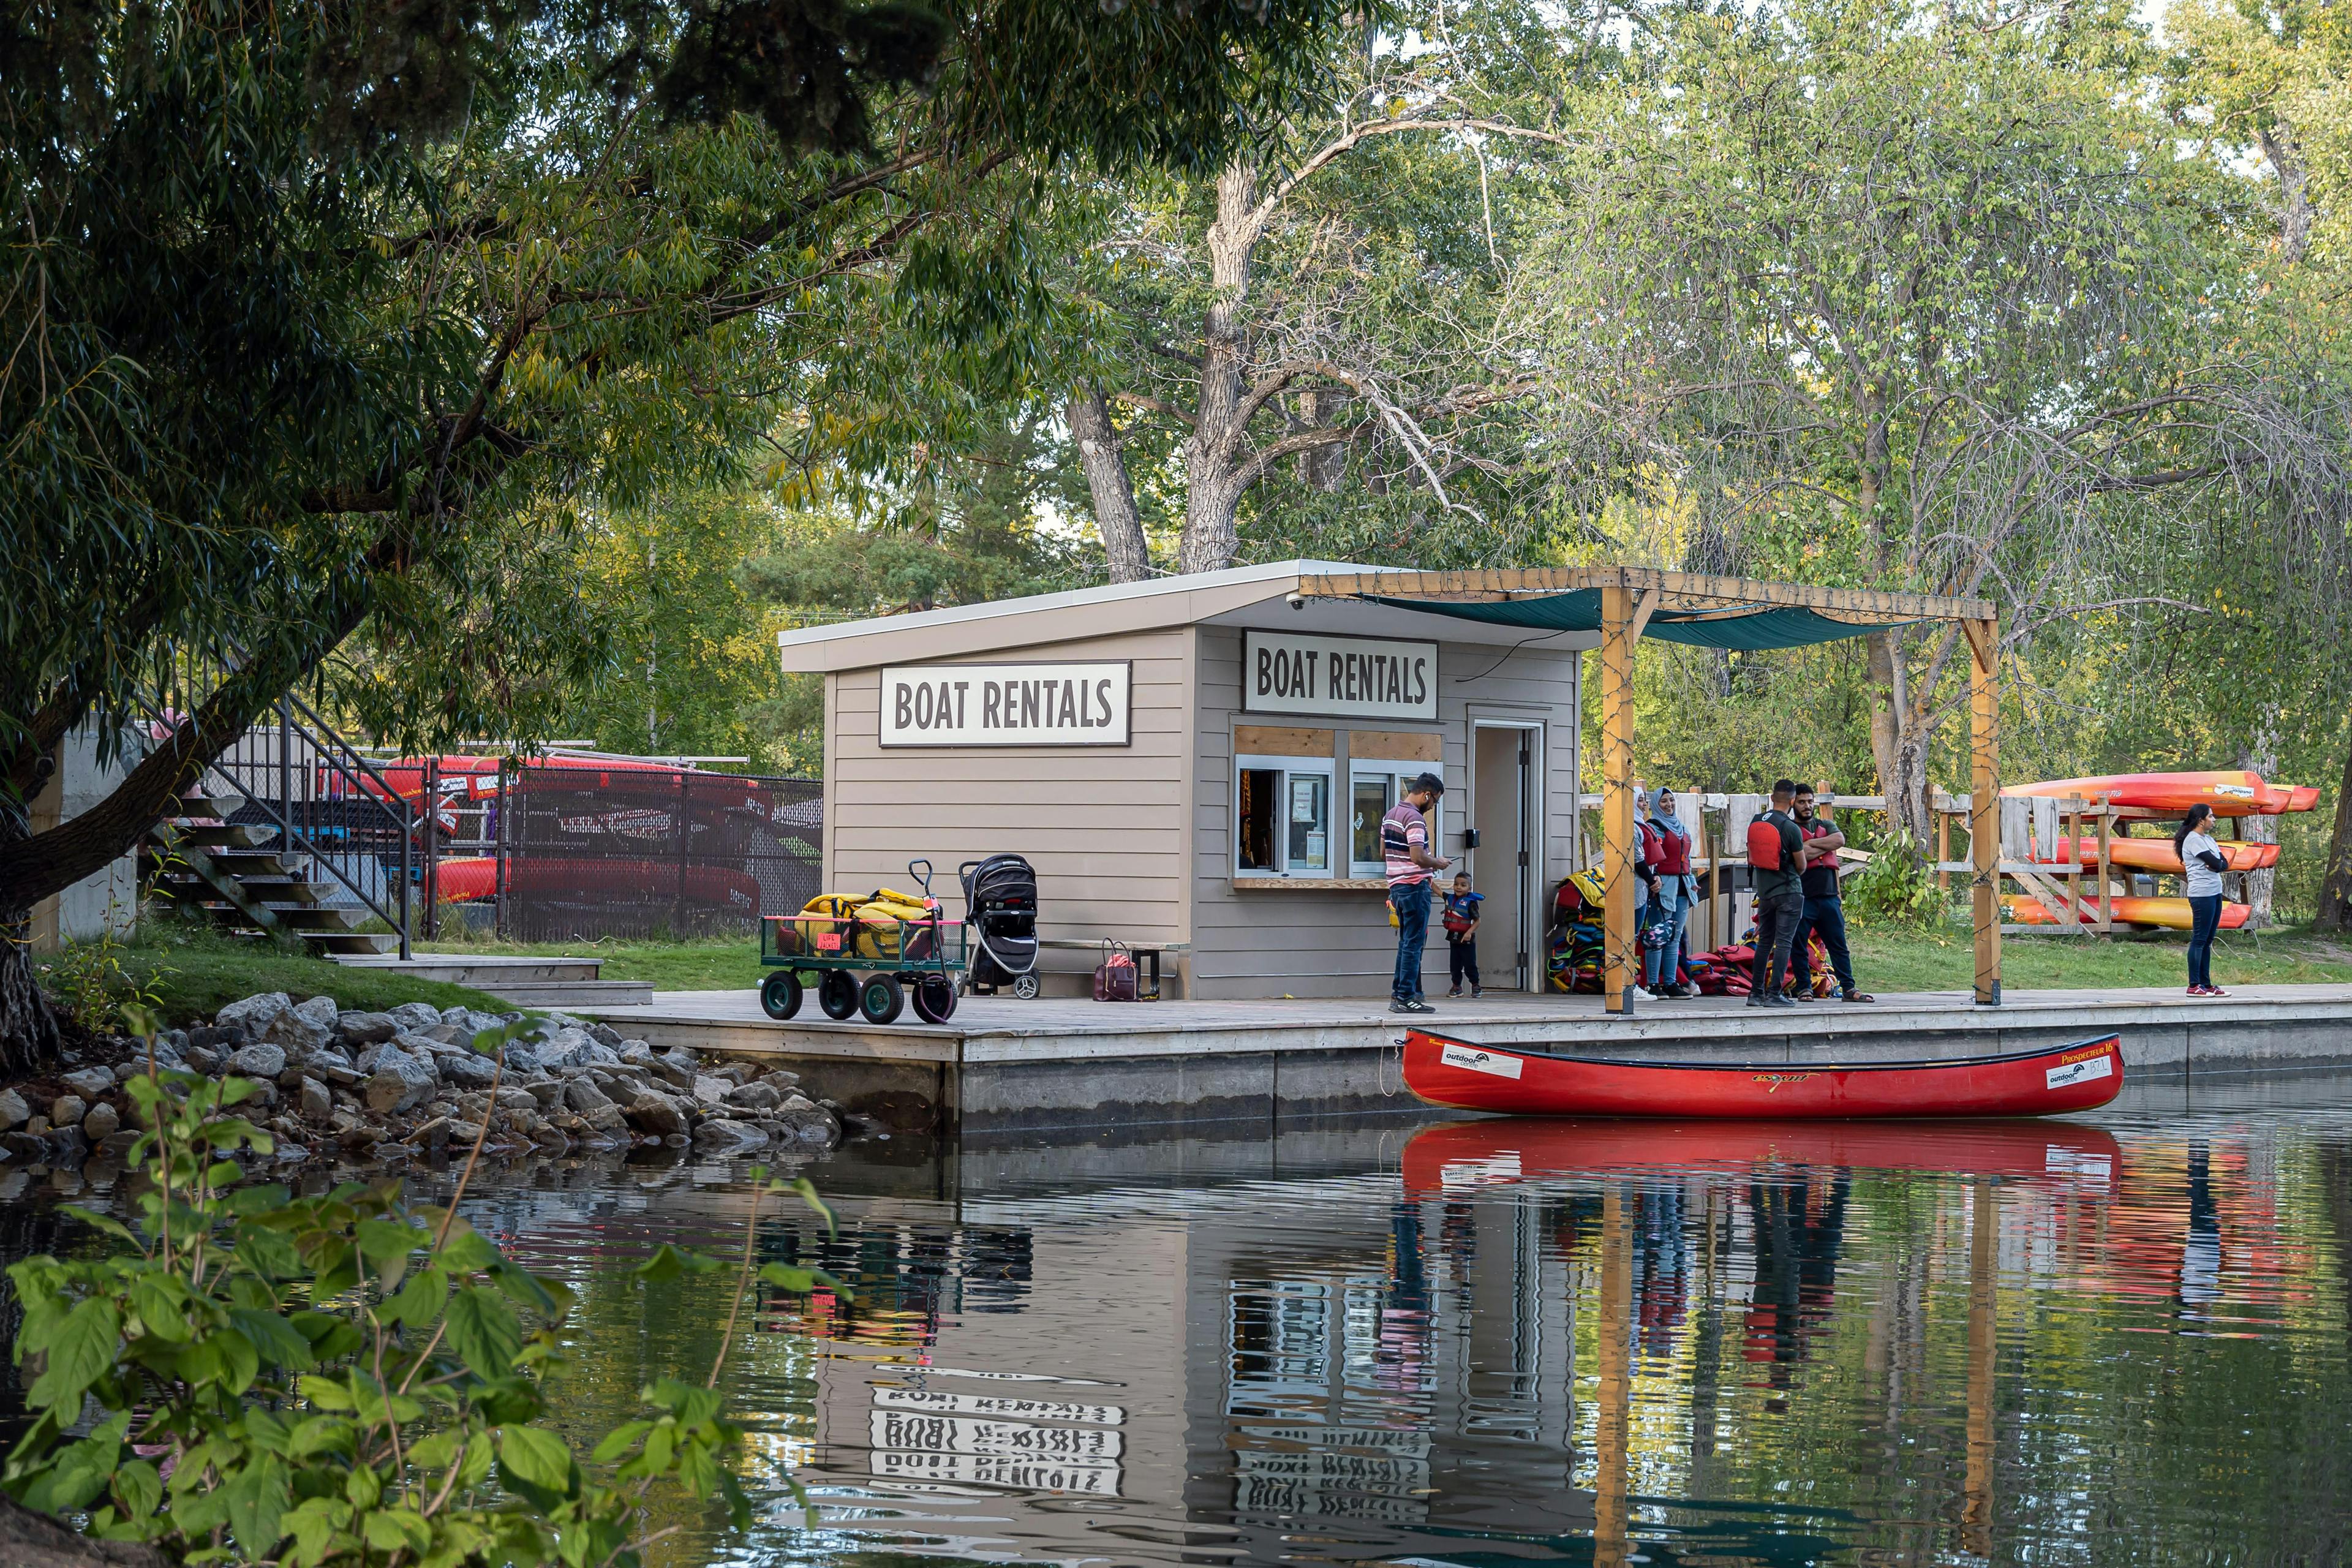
[1296,388,1348,490]
[2237,722,2279,925]
[2317,732,2352,933]
[1179,164,1261,575]
[0,1493,168,1568]
[2260,124,2312,266]
[1066,382,1152,582]
[0,911,58,1078]
[1864,629,1934,841]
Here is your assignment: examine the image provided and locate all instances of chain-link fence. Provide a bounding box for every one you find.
[492,764,821,941]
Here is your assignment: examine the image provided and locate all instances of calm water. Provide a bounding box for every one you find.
[13,1074,2352,1566]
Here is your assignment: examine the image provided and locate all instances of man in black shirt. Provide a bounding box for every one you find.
[1746,779,1804,1008]
[1790,786,1874,1003]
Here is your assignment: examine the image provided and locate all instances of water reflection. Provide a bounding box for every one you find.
[10,1081,2352,1566]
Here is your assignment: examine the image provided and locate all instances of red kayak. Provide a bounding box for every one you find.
[1401,1117,2124,1196]
[2005,770,2312,816]
[2003,894,2250,930]
[1399,1031,2124,1119]
[2038,835,2277,873]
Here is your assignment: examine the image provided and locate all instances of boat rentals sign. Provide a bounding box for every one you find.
[879,662,1131,747]
[1242,630,1437,722]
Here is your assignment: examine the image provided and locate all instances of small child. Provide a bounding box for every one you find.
[1443,871,1484,998]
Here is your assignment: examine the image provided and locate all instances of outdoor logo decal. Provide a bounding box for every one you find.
[1439,1044,1523,1080]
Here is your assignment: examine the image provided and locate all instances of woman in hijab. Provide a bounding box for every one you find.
[1638,787,1698,998]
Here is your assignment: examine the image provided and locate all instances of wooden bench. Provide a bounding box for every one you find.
[1035,939,1193,1001]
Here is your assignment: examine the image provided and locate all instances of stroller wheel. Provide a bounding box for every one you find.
[1012,973,1041,1000]
[817,970,859,1020]
[859,974,905,1025]
[760,970,804,1020]
[911,973,957,1023]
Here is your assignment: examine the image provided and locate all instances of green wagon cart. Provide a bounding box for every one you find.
[757,859,964,1025]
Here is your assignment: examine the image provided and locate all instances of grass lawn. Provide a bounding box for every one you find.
[59,924,524,1029]
[413,921,2352,998]
[1849,923,2352,993]
[416,932,761,993]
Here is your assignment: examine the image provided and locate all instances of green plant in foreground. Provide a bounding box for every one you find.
[37,905,172,1036]
[4,1008,844,1565]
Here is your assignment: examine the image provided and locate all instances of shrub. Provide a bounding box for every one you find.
[1843,828,1950,927]
[3,1009,840,1566]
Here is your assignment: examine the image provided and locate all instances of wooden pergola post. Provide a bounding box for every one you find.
[1966,618,2002,1005]
[1598,579,1657,1014]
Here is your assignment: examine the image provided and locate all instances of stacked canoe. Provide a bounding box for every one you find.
[2000,769,2317,930]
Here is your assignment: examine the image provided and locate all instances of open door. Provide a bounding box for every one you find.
[1472,723,1540,991]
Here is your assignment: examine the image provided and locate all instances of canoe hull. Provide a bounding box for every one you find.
[1399,1031,2124,1119]
[2041,835,2276,873]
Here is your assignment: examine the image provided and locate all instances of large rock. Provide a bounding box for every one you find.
[579,1102,628,1133]
[298,1078,334,1121]
[334,1011,398,1047]
[261,995,336,1058]
[49,1096,86,1130]
[496,1041,542,1075]
[442,1006,508,1038]
[584,1022,624,1049]
[225,1042,288,1080]
[772,1096,839,1146]
[645,1057,695,1090]
[725,1080,783,1112]
[363,1044,439,1115]
[533,1028,597,1072]
[620,1091,689,1137]
[691,1119,770,1154]
[690,1075,733,1108]
[562,1078,611,1113]
[59,1067,114,1101]
[0,1090,28,1130]
[386,1001,444,1033]
[81,1102,119,1141]
[215,992,293,1036]
[439,1052,499,1090]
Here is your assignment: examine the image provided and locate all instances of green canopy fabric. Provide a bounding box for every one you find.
[1363,588,1919,650]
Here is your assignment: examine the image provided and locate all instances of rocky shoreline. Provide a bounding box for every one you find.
[2,990,839,1172]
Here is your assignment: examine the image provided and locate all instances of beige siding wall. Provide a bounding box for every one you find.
[1190,626,1581,1000]
[826,628,1192,990]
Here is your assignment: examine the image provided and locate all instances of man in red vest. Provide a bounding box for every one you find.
[1746,779,1804,1008]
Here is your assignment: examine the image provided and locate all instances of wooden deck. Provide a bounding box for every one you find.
[573,984,2352,1138]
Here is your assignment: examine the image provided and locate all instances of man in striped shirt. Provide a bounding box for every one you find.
[1384,774,1452,1014]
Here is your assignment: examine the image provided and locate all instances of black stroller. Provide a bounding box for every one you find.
[960,853,1041,998]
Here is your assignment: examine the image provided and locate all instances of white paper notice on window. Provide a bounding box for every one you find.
[1292,780,1319,823]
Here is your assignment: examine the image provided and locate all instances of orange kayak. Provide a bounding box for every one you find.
[2005,770,2303,816]
[2037,836,2277,873]
[2003,894,2249,930]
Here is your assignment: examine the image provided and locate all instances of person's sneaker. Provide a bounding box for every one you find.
[1744,993,1768,1008]
[2206,985,2230,998]
[1390,998,1436,1014]
[2187,985,2207,997]
[1447,986,1463,998]
[1631,986,1656,1001]
[1471,984,1483,998]
[1763,992,1798,1008]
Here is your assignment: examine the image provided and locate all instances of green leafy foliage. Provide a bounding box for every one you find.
[4,1019,842,1564]
[1843,829,1951,929]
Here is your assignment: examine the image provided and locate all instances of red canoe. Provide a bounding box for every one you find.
[1399,1030,2124,1119]
[1401,1117,2125,1196]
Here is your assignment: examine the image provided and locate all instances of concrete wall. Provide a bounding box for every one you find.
[28,728,137,952]
[824,626,1194,992]
[1189,627,1581,1001]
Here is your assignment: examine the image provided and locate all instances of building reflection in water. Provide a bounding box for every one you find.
[766,1110,2349,1568]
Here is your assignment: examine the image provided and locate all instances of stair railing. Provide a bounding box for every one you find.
[130,647,416,959]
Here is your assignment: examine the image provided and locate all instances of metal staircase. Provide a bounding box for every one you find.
[134,658,416,958]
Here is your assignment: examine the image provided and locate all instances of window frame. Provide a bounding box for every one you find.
[1234,752,1339,879]
[1348,760,1445,880]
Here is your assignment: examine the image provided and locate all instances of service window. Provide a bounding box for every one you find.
[1349,764,1443,879]
[1236,754,1336,877]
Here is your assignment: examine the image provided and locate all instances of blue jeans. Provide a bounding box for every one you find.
[1790,895,1856,997]
[1390,880,1433,1003]
[1643,888,1692,988]
[2187,894,2222,989]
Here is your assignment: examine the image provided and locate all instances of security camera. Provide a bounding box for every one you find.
[1286,592,1306,610]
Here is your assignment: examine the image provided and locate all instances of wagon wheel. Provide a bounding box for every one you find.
[817,970,859,1020]
[759,970,804,1020]
[911,973,958,1024]
[1012,973,1041,1000]
[859,973,905,1025]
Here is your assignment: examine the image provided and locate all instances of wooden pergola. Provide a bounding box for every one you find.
[1299,567,2003,1012]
